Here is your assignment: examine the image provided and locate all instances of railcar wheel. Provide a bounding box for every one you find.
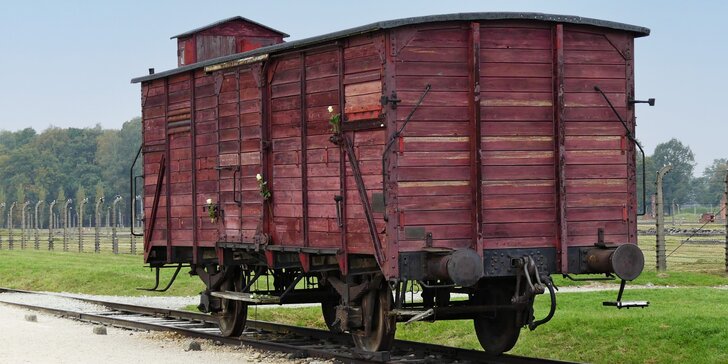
[217,266,248,337]
[321,299,338,330]
[473,283,521,354]
[352,285,396,352]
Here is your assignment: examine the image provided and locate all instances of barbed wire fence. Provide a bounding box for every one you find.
[0,195,142,254]
[638,170,728,274]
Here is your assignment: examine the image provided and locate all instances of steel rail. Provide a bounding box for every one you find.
[0,288,577,364]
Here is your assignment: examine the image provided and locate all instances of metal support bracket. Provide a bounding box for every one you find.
[603,279,650,309]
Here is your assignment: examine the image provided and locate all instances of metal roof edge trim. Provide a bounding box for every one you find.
[133,12,649,84]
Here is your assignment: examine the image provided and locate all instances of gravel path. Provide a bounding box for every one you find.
[0,293,332,364]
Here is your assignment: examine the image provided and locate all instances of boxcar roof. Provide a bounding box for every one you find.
[132,12,650,84]
[170,16,290,39]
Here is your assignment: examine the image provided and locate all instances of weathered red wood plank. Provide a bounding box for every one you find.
[399,194,471,211]
[564,64,626,79]
[563,31,614,51]
[306,62,339,80]
[482,63,552,78]
[403,136,469,152]
[566,164,627,179]
[565,178,627,193]
[403,210,471,225]
[483,208,556,223]
[482,150,554,166]
[483,236,554,248]
[564,121,626,136]
[398,152,469,167]
[396,106,469,121]
[563,107,627,122]
[344,56,381,74]
[481,48,551,63]
[565,150,626,164]
[567,206,624,221]
[566,234,626,245]
[484,222,556,238]
[396,62,469,77]
[482,121,553,136]
[565,50,625,64]
[567,193,629,208]
[344,43,378,59]
[397,76,468,92]
[407,27,468,48]
[398,181,470,196]
[483,193,554,209]
[481,106,552,121]
[307,76,339,93]
[397,46,468,62]
[480,28,551,49]
[482,180,555,195]
[564,92,626,107]
[482,91,552,107]
[481,77,552,92]
[398,224,472,240]
[564,135,622,150]
[482,165,554,180]
[567,221,628,236]
[482,136,553,151]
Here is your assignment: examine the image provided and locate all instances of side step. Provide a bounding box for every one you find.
[210,291,280,304]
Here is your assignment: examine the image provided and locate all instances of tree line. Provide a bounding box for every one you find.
[638,138,726,214]
[0,118,141,227]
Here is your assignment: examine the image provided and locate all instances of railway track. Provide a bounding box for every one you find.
[0,288,576,364]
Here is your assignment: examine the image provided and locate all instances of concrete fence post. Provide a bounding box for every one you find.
[48,200,56,250]
[34,201,44,250]
[8,202,16,250]
[62,199,72,252]
[95,197,104,253]
[112,195,122,254]
[78,198,88,252]
[21,201,30,249]
[656,164,672,272]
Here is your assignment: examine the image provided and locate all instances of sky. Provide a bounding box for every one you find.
[0,1,724,174]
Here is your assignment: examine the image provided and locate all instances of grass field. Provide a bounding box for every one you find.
[0,234,727,363]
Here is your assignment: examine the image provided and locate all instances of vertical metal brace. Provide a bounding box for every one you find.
[468,22,483,255]
[553,24,568,272]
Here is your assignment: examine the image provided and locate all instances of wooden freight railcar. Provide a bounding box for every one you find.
[131,13,651,353]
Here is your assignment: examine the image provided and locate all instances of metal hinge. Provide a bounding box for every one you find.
[380,91,401,109]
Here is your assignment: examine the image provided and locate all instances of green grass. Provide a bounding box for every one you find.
[0,249,203,296]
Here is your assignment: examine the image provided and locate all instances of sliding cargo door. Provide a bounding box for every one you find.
[216,71,243,242]
[215,66,265,243]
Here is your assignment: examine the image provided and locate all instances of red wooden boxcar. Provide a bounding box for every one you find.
[131,13,650,353]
